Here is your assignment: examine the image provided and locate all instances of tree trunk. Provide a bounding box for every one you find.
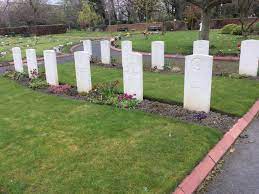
[199,9,211,40]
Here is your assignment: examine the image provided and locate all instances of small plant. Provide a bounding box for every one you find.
[116,93,139,109]
[3,70,27,81]
[111,57,117,65]
[228,73,248,79]
[164,62,172,71]
[48,84,72,95]
[193,113,207,120]
[30,69,39,79]
[82,81,139,109]
[151,66,158,72]
[28,78,49,90]
[91,56,100,64]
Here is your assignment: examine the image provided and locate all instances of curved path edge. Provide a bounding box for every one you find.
[0,36,109,67]
[110,45,240,62]
[173,100,259,194]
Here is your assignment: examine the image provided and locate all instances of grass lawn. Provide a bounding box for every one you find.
[0,77,221,193]
[55,63,259,116]
[120,30,259,56]
[0,30,119,63]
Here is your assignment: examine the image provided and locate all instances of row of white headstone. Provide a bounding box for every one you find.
[12,39,259,113]
[85,39,259,78]
[12,48,59,85]
[116,39,258,113]
[120,40,212,113]
[12,47,92,92]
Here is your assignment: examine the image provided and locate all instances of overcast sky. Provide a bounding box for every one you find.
[47,0,61,4]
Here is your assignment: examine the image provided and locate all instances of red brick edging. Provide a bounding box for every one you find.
[173,100,259,194]
[110,45,239,62]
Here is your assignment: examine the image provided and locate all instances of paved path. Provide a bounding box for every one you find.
[74,40,162,66]
[1,40,239,74]
[203,117,259,194]
[75,41,239,72]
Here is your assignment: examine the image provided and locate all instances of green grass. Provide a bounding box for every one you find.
[56,63,259,116]
[0,30,119,63]
[120,30,259,55]
[0,77,221,193]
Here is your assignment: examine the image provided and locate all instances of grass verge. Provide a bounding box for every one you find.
[119,30,259,56]
[56,63,259,116]
[0,77,221,193]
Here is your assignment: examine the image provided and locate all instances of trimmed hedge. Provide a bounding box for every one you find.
[231,25,242,35]
[221,24,243,35]
[0,24,67,36]
[221,24,239,34]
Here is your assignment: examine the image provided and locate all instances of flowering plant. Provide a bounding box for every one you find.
[30,69,39,79]
[116,93,139,109]
[48,84,72,95]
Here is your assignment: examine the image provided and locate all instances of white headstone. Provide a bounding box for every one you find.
[184,54,213,113]
[152,41,164,70]
[239,40,259,77]
[122,41,132,67]
[83,40,92,56]
[74,51,92,93]
[43,50,59,86]
[100,40,111,64]
[123,52,143,101]
[26,49,38,78]
[193,40,210,55]
[12,47,23,73]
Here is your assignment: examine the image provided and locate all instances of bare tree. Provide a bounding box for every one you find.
[186,0,232,40]
[235,0,259,36]
[0,0,11,26]
[163,0,186,20]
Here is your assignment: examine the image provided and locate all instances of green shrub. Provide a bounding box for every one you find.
[221,24,239,34]
[231,25,242,35]
[28,78,49,90]
[3,71,27,80]
[254,22,259,34]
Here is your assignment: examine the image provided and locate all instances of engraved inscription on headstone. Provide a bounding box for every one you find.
[152,41,164,70]
[193,40,210,55]
[100,40,111,64]
[184,54,213,113]
[43,50,59,86]
[12,47,24,73]
[26,49,38,78]
[83,40,92,56]
[74,51,92,93]
[123,52,143,101]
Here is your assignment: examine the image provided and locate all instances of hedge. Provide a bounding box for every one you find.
[0,24,67,36]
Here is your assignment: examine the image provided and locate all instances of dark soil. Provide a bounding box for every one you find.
[1,68,238,133]
[138,100,238,133]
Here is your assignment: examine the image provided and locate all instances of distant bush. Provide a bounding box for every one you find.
[221,24,239,34]
[254,22,259,35]
[0,24,67,36]
[231,25,242,35]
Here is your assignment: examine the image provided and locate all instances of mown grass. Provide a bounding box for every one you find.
[56,63,259,116]
[120,30,259,55]
[0,77,221,193]
[0,30,119,63]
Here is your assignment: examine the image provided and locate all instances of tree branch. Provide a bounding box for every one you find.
[208,0,232,9]
[185,0,202,8]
